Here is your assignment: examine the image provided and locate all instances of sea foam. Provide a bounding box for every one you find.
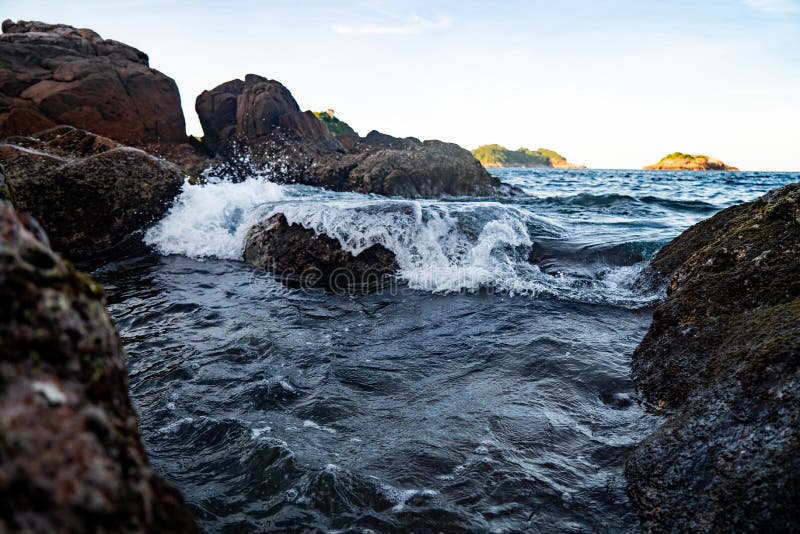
[144,176,652,303]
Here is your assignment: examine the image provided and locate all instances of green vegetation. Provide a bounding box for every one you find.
[471,145,569,167]
[313,110,357,137]
[645,152,739,171]
[663,152,700,160]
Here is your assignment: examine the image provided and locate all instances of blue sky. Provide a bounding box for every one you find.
[5,0,799,170]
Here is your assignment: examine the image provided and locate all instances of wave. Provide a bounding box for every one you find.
[534,192,718,212]
[145,177,660,305]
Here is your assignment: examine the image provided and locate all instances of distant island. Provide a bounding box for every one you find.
[472,144,585,169]
[313,109,358,136]
[644,152,739,171]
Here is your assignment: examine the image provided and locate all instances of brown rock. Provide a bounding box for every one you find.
[244,213,398,292]
[196,74,335,154]
[197,76,502,197]
[0,20,187,147]
[0,126,184,258]
[0,201,199,532]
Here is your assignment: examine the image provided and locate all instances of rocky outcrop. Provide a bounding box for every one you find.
[244,213,398,292]
[0,126,184,258]
[644,152,739,171]
[310,134,501,197]
[196,74,338,154]
[0,20,185,146]
[626,183,800,531]
[0,201,199,532]
[197,76,501,197]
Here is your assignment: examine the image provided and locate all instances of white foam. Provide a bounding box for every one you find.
[143,176,656,304]
[278,200,549,294]
[144,177,285,259]
[303,419,338,434]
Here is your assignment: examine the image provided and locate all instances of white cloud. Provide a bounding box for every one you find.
[743,0,800,13]
[332,14,452,37]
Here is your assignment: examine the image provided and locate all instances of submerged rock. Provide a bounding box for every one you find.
[626,183,800,531]
[0,127,184,258]
[0,201,199,532]
[244,213,398,292]
[196,75,501,198]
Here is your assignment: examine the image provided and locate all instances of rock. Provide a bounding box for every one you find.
[0,20,186,146]
[195,75,335,154]
[644,152,739,171]
[197,76,502,198]
[626,183,800,531]
[309,134,502,197]
[0,201,199,532]
[243,213,398,292]
[0,126,184,258]
[336,133,360,151]
[0,164,10,202]
[194,79,244,154]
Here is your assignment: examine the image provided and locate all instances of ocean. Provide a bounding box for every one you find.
[91,168,798,532]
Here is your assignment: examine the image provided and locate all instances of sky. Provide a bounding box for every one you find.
[4,0,800,170]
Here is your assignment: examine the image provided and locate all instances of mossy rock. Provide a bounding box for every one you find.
[627,183,800,531]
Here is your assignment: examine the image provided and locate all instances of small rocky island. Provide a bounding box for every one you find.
[644,152,739,171]
[472,144,585,168]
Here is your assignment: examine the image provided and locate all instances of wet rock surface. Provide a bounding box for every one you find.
[627,183,800,531]
[0,127,184,258]
[0,201,198,532]
[244,213,398,291]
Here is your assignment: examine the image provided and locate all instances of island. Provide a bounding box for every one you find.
[644,152,739,171]
[471,144,585,168]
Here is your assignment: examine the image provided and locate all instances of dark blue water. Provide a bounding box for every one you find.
[93,169,797,532]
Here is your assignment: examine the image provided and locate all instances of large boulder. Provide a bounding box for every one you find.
[312,134,502,197]
[0,126,184,258]
[0,20,187,147]
[626,183,800,530]
[244,213,398,292]
[0,201,199,532]
[196,76,501,198]
[195,74,338,154]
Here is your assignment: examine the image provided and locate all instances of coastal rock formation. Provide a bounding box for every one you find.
[196,75,339,154]
[197,76,501,197]
[472,144,585,169]
[0,127,184,258]
[626,183,800,530]
[0,20,186,146]
[244,213,398,291]
[306,133,502,197]
[0,201,199,532]
[644,152,739,171]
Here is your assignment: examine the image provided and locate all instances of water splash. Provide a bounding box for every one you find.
[144,175,662,305]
